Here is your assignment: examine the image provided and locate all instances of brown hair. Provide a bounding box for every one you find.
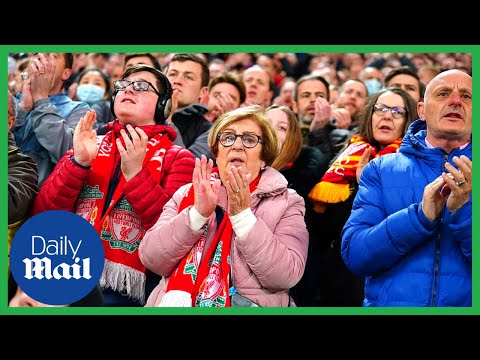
[266,105,302,171]
[354,87,417,147]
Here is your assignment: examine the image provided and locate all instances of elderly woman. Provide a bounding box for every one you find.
[307,87,417,306]
[139,105,309,307]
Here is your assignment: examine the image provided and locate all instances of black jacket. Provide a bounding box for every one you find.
[172,104,213,160]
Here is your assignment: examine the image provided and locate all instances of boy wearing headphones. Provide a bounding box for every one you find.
[33,64,195,306]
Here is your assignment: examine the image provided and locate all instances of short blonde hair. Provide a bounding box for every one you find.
[208,105,279,166]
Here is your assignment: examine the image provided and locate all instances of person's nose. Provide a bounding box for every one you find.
[382,108,394,120]
[449,91,462,106]
[124,83,136,94]
[232,135,244,149]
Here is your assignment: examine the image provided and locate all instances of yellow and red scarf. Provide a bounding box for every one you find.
[76,121,174,303]
[160,173,260,307]
[309,135,401,213]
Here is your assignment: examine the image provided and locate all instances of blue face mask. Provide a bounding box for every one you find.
[76,84,106,104]
[364,79,382,96]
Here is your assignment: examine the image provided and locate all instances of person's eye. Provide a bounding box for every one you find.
[224,133,235,142]
[243,136,256,145]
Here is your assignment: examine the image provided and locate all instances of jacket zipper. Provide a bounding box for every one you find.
[430,154,449,306]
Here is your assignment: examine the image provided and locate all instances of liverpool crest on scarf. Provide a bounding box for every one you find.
[159,172,261,307]
[76,121,173,304]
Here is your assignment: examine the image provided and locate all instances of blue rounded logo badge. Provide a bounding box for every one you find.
[10,210,104,305]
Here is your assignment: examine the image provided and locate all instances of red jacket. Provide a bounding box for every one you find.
[33,143,195,231]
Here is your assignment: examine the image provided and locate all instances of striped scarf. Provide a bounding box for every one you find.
[309,135,401,213]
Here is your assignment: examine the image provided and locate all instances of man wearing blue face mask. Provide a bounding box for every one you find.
[74,68,115,136]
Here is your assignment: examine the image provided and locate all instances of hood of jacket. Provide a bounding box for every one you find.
[399,119,472,165]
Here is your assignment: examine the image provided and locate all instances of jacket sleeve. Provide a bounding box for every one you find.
[447,201,472,262]
[186,130,214,162]
[124,146,195,230]
[139,184,207,276]
[32,150,89,215]
[341,160,439,277]
[29,99,90,164]
[8,146,38,225]
[235,190,309,291]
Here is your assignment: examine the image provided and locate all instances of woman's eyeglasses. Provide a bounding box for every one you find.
[217,132,263,148]
[373,103,407,119]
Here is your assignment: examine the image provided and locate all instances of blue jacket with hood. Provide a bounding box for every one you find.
[341,119,471,307]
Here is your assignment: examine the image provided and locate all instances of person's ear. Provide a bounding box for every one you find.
[292,100,298,114]
[417,101,426,120]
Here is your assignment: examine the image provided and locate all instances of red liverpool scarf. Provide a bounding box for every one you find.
[76,121,174,303]
[160,173,261,307]
[309,135,401,212]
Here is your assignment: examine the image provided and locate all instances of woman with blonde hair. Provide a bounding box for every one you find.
[140,106,309,307]
[266,105,330,306]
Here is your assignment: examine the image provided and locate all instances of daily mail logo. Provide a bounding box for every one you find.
[10,210,104,306]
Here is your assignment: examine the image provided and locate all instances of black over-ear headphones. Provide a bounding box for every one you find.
[111,70,172,124]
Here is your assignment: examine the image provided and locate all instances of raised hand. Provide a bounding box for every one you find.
[116,124,149,181]
[356,146,373,183]
[442,155,472,214]
[225,166,252,216]
[19,76,33,113]
[422,175,448,221]
[165,89,179,124]
[309,97,332,132]
[29,53,56,103]
[73,110,98,167]
[330,107,352,129]
[193,155,221,218]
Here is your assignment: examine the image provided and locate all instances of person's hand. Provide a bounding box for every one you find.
[441,155,472,214]
[309,97,331,132]
[165,89,179,124]
[18,76,33,113]
[330,107,352,129]
[73,110,98,167]
[205,92,237,122]
[193,155,221,217]
[356,146,373,183]
[422,175,448,221]
[29,53,56,103]
[273,93,294,109]
[117,124,148,181]
[226,166,252,216]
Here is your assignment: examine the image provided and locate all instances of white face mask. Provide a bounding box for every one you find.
[76,84,106,104]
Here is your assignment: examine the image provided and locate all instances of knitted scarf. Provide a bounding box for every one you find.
[309,135,401,213]
[76,121,174,303]
[159,173,261,307]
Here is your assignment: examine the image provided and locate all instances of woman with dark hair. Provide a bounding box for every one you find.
[74,68,115,135]
[307,87,417,306]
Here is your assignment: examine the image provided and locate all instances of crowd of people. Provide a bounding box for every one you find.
[7,51,472,308]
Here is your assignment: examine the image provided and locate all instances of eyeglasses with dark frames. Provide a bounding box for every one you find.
[217,132,263,148]
[373,103,407,119]
[114,80,160,95]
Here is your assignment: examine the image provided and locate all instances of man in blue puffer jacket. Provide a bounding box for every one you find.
[341,69,472,307]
